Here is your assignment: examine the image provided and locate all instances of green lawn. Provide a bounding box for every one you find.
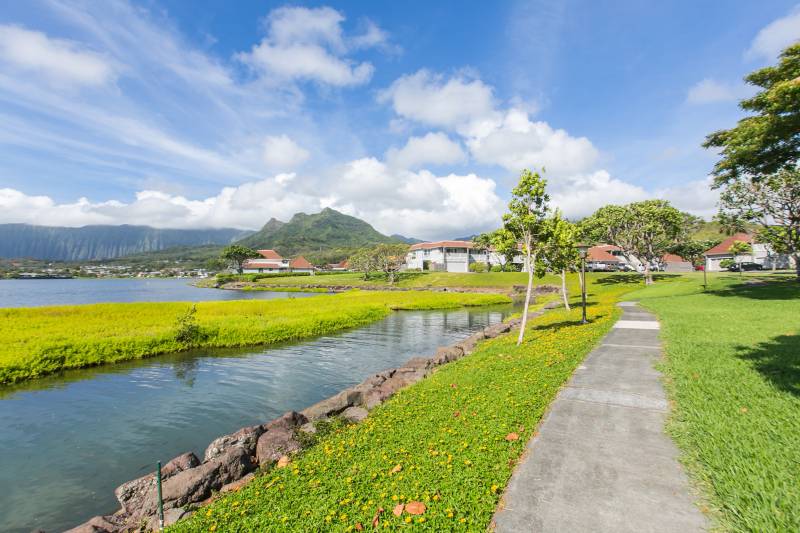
[0,291,508,385]
[628,273,800,532]
[171,280,632,532]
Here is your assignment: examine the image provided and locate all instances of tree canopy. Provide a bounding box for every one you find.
[220,245,260,274]
[703,43,800,183]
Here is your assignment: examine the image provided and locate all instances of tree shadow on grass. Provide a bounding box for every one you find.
[591,273,681,285]
[707,277,800,301]
[734,334,800,397]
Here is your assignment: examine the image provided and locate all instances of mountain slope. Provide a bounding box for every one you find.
[0,224,250,261]
[237,208,398,255]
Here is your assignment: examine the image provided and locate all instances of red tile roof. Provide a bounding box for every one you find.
[289,256,314,269]
[257,249,283,260]
[704,233,752,256]
[409,240,474,251]
[587,244,622,263]
[662,253,689,263]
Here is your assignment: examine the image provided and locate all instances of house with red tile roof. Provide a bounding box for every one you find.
[703,233,796,271]
[406,240,521,272]
[242,249,316,274]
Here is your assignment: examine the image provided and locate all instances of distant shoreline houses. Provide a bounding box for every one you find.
[703,233,796,271]
[405,240,524,273]
[242,249,315,274]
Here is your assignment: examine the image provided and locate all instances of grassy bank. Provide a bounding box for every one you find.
[629,273,800,531]
[171,280,632,532]
[0,291,509,385]
[210,271,555,289]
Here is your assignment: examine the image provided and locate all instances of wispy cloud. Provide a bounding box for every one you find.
[745,5,800,61]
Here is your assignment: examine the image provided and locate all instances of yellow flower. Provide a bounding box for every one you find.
[404,516,412,523]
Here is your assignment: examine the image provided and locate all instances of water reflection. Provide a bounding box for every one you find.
[0,305,514,533]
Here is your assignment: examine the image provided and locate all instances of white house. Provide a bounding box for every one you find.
[704,233,796,271]
[405,240,517,272]
[242,249,315,274]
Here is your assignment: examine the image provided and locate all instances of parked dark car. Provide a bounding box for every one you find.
[729,262,764,272]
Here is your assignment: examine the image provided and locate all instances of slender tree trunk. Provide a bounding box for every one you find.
[644,262,653,285]
[794,253,800,282]
[561,269,570,310]
[517,251,535,346]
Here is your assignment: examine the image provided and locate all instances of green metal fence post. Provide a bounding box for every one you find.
[157,461,164,531]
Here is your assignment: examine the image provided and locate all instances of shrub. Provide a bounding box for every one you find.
[719,259,735,270]
[469,262,487,273]
[174,305,201,344]
[490,264,504,272]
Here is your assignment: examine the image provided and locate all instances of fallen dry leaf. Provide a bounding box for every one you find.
[740,407,748,413]
[372,507,384,528]
[450,383,457,388]
[355,522,363,531]
[390,464,402,474]
[392,504,405,517]
[453,410,461,417]
[276,455,291,468]
[505,432,519,441]
[405,501,426,515]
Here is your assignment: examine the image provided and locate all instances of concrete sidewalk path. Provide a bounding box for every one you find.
[493,302,707,533]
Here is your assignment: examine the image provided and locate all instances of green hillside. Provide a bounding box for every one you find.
[237,208,398,256]
[690,220,758,241]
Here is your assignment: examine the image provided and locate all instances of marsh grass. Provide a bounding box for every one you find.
[0,291,509,385]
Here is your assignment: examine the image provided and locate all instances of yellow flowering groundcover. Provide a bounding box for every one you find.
[172,282,630,532]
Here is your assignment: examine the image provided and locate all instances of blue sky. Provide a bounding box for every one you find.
[0,1,798,239]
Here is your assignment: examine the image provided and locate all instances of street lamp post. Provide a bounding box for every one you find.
[576,243,590,324]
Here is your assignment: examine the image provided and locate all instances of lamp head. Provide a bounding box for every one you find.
[576,243,590,259]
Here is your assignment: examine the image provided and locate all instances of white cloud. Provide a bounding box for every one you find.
[657,177,720,219]
[0,24,115,86]
[238,6,386,86]
[746,6,800,61]
[378,70,498,131]
[548,171,648,219]
[262,135,310,170]
[686,78,737,104]
[467,108,599,176]
[386,132,466,169]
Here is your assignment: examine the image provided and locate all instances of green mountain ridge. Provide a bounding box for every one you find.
[237,207,399,256]
[0,224,250,261]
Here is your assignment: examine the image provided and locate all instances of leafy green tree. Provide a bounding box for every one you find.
[472,233,494,271]
[703,44,800,280]
[489,228,518,271]
[541,211,579,310]
[728,240,753,277]
[348,247,377,281]
[220,245,260,274]
[503,169,552,345]
[668,239,721,268]
[581,200,684,285]
[372,243,409,284]
[704,43,800,182]
[718,169,800,279]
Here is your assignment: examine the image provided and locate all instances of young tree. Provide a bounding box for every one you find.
[490,228,519,271]
[542,211,579,310]
[503,169,552,345]
[472,233,494,271]
[373,243,409,284]
[348,247,375,280]
[220,245,260,274]
[703,44,800,280]
[581,200,684,285]
[728,240,753,277]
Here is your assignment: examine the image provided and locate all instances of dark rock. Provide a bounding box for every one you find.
[341,406,369,423]
[114,451,199,515]
[402,356,433,371]
[204,425,263,461]
[301,388,356,420]
[298,421,317,435]
[265,411,307,432]
[256,428,302,465]
[63,515,119,533]
[433,346,464,365]
[140,446,254,516]
[219,472,255,494]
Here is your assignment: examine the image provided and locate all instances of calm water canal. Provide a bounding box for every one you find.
[0,304,514,533]
[0,278,319,308]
